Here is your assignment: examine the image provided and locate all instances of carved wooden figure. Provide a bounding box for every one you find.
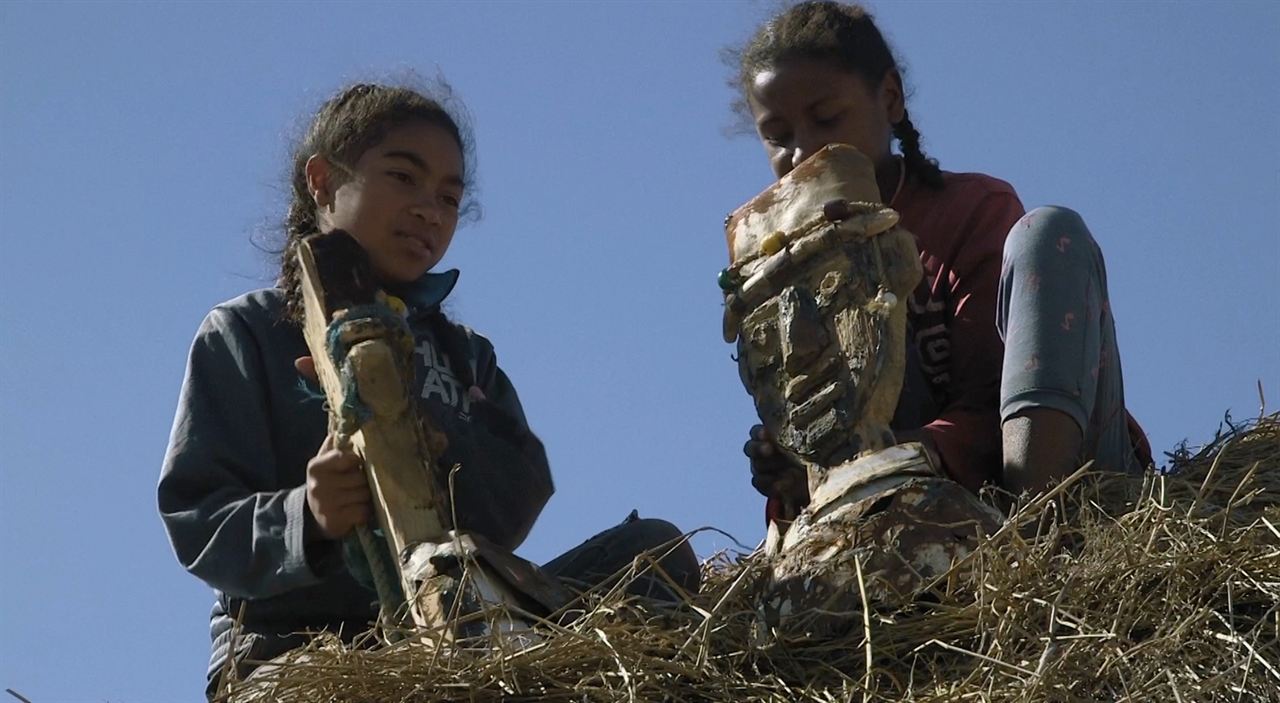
[723,146,1000,631]
[298,232,567,644]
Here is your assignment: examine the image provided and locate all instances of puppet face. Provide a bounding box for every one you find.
[724,145,922,474]
[736,228,914,469]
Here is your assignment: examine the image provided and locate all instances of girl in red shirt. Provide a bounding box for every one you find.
[735,1,1151,516]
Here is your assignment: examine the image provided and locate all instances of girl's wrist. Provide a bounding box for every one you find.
[302,504,343,574]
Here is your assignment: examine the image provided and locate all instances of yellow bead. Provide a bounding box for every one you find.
[384,294,408,317]
[761,231,784,256]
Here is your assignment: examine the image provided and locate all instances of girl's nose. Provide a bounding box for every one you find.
[410,197,443,225]
[790,146,809,172]
[791,133,828,172]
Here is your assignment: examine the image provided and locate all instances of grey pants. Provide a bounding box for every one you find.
[996,206,1141,475]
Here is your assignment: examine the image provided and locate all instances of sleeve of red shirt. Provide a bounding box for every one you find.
[921,188,1026,492]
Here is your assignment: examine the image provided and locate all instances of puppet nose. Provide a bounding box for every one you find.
[778,286,828,375]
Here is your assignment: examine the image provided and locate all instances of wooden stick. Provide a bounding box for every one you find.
[297,241,451,634]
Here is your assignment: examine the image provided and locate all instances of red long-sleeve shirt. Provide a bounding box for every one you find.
[891,171,1025,492]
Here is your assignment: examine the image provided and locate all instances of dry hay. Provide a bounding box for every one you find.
[222,414,1280,702]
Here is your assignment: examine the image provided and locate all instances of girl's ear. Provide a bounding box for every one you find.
[880,68,906,125]
[304,155,335,211]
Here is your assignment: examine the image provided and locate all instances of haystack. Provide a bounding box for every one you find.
[221,414,1279,702]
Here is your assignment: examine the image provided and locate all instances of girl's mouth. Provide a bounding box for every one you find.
[398,231,432,259]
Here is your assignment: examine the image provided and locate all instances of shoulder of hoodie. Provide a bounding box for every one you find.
[203,288,288,332]
[191,288,306,358]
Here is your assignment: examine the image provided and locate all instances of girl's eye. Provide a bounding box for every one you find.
[441,194,461,209]
[763,133,791,148]
[814,112,843,127]
[389,171,415,185]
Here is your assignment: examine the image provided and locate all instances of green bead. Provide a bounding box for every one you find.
[718,268,737,291]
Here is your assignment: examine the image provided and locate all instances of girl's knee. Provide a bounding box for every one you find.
[622,518,700,592]
[1004,205,1098,267]
[1023,205,1086,231]
[622,518,684,549]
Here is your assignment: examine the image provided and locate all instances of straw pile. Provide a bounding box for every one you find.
[223,414,1279,702]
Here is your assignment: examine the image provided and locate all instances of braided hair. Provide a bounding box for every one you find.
[277,80,477,322]
[732,1,944,189]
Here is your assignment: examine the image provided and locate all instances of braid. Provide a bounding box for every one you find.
[893,109,943,189]
[278,177,321,322]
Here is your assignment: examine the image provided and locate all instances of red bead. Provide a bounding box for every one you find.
[823,199,851,222]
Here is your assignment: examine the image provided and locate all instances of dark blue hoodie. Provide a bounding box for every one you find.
[158,273,553,689]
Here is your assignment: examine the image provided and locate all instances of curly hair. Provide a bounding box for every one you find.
[276,80,478,322]
[730,1,944,189]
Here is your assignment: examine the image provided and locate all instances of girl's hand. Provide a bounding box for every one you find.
[892,428,943,474]
[744,424,808,503]
[305,434,371,540]
[295,356,317,382]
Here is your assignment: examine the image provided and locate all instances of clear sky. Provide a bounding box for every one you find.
[2,1,1277,701]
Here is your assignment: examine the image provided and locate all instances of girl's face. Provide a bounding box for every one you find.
[307,121,465,285]
[748,58,904,180]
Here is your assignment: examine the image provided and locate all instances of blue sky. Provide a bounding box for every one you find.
[2,2,1277,701]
